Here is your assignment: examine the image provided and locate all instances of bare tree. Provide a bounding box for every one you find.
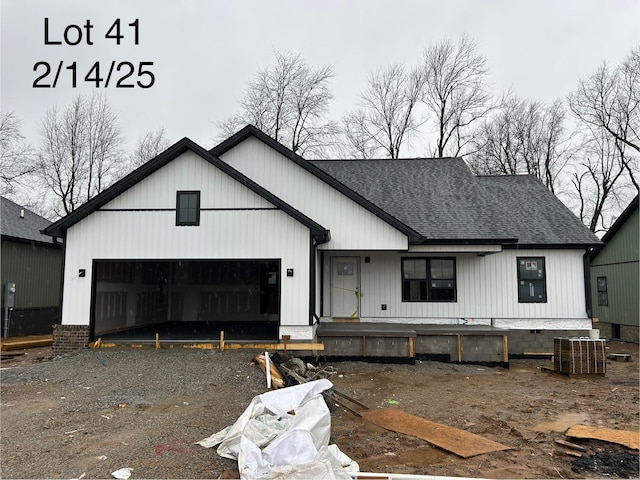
[0,112,36,196]
[342,63,424,158]
[218,51,338,157]
[422,35,492,158]
[37,93,122,216]
[568,47,639,189]
[131,128,171,167]
[570,128,633,233]
[566,46,639,232]
[468,96,572,193]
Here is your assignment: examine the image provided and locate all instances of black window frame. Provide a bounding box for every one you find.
[597,276,608,306]
[176,191,200,226]
[517,257,547,303]
[401,257,457,302]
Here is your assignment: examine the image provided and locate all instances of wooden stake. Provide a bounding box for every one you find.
[220,331,225,352]
[408,336,415,358]
[155,333,160,350]
[457,334,462,362]
[502,335,509,363]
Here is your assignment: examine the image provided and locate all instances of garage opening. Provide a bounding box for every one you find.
[91,259,280,342]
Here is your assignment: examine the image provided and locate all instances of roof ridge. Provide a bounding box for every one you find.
[312,157,461,162]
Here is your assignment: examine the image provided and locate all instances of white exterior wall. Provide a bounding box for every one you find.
[61,151,312,334]
[323,249,591,329]
[220,137,408,251]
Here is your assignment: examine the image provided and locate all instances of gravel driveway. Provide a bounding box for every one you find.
[1,342,638,479]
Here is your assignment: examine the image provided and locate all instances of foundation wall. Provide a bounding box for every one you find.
[53,324,90,356]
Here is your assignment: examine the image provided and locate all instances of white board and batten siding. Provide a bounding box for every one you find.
[323,249,591,330]
[61,151,312,331]
[219,136,408,251]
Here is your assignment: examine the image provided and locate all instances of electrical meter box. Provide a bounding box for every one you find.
[4,282,16,309]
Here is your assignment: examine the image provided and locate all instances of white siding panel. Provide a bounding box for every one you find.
[220,137,408,250]
[105,151,273,210]
[323,249,589,326]
[62,209,311,328]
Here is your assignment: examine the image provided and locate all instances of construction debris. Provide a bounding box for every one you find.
[252,353,285,389]
[255,353,511,459]
[608,353,633,362]
[197,379,358,479]
[110,467,132,479]
[554,438,587,452]
[360,408,511,458]
[566,424,640,450]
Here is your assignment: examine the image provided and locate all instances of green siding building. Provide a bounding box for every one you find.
[590,196,639,342]
[1,197,62,337]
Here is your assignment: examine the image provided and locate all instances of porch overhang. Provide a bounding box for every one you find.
[407,244,504,255]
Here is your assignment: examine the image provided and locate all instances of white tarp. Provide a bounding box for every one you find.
[197,379,358,480]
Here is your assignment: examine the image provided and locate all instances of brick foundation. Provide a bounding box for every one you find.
[53,324,90,355]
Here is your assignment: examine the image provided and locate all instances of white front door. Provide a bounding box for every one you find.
[331,257,360,319]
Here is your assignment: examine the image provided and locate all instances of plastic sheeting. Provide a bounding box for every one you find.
[197,379,358,479]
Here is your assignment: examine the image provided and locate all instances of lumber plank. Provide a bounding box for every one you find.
[252,354,285,389]
[554,438,587,452]
[361,408,511,458]
[0,335,52,351]
[566,425,639,450]
[221,342,324,351]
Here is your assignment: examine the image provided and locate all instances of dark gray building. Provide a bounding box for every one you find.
[590,196,639,343]
[1,197,62,337]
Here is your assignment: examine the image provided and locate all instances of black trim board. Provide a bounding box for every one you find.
[1,235,63,249]
[210,125,422,243]
[591,194,638,261]
[44,137,329,244]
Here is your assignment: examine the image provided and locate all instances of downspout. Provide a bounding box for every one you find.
[583,248,593,318]
[309,235,316,326]
[319,250,324,317]
[56,232,67,328]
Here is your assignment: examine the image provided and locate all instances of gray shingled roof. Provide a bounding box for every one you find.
[1,197,56,244]
[310,158,599,246]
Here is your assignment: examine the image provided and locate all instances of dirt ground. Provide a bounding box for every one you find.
[1,341,638,479]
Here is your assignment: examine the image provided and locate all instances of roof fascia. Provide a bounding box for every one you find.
[192,141,330,243]
[502,242,602,250]
[1,234,62,248]
[411,238,519,246]
[210,125,422,243]
[44,138,194,238]
[600,195,638,244]
[44,137,330,243]
[590,194,638,261]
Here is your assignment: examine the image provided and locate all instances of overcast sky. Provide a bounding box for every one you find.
[2,0,639,155]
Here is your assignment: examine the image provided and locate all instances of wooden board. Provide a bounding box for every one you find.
[566,425,639,450]
[361,408,511,458]
[0,335,52,351]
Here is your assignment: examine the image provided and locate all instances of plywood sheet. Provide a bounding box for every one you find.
[361,408,511,458]
[566,425,639,450]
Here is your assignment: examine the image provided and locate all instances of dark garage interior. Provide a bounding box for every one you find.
[91,259,280,343]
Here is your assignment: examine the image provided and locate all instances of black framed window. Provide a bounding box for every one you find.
[176,191,200,226]
[597,276,608,306]
[517,257,547,303]
[402,257,456,302]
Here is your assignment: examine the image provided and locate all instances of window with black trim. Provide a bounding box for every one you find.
[597,276,608,306]
[402,257,456,302]
[176,191,200,226]
[517,257,546,303]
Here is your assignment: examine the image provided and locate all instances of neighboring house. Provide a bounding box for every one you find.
[590,196,639,343]
[1,197,62,337]
[44,125,600,357]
